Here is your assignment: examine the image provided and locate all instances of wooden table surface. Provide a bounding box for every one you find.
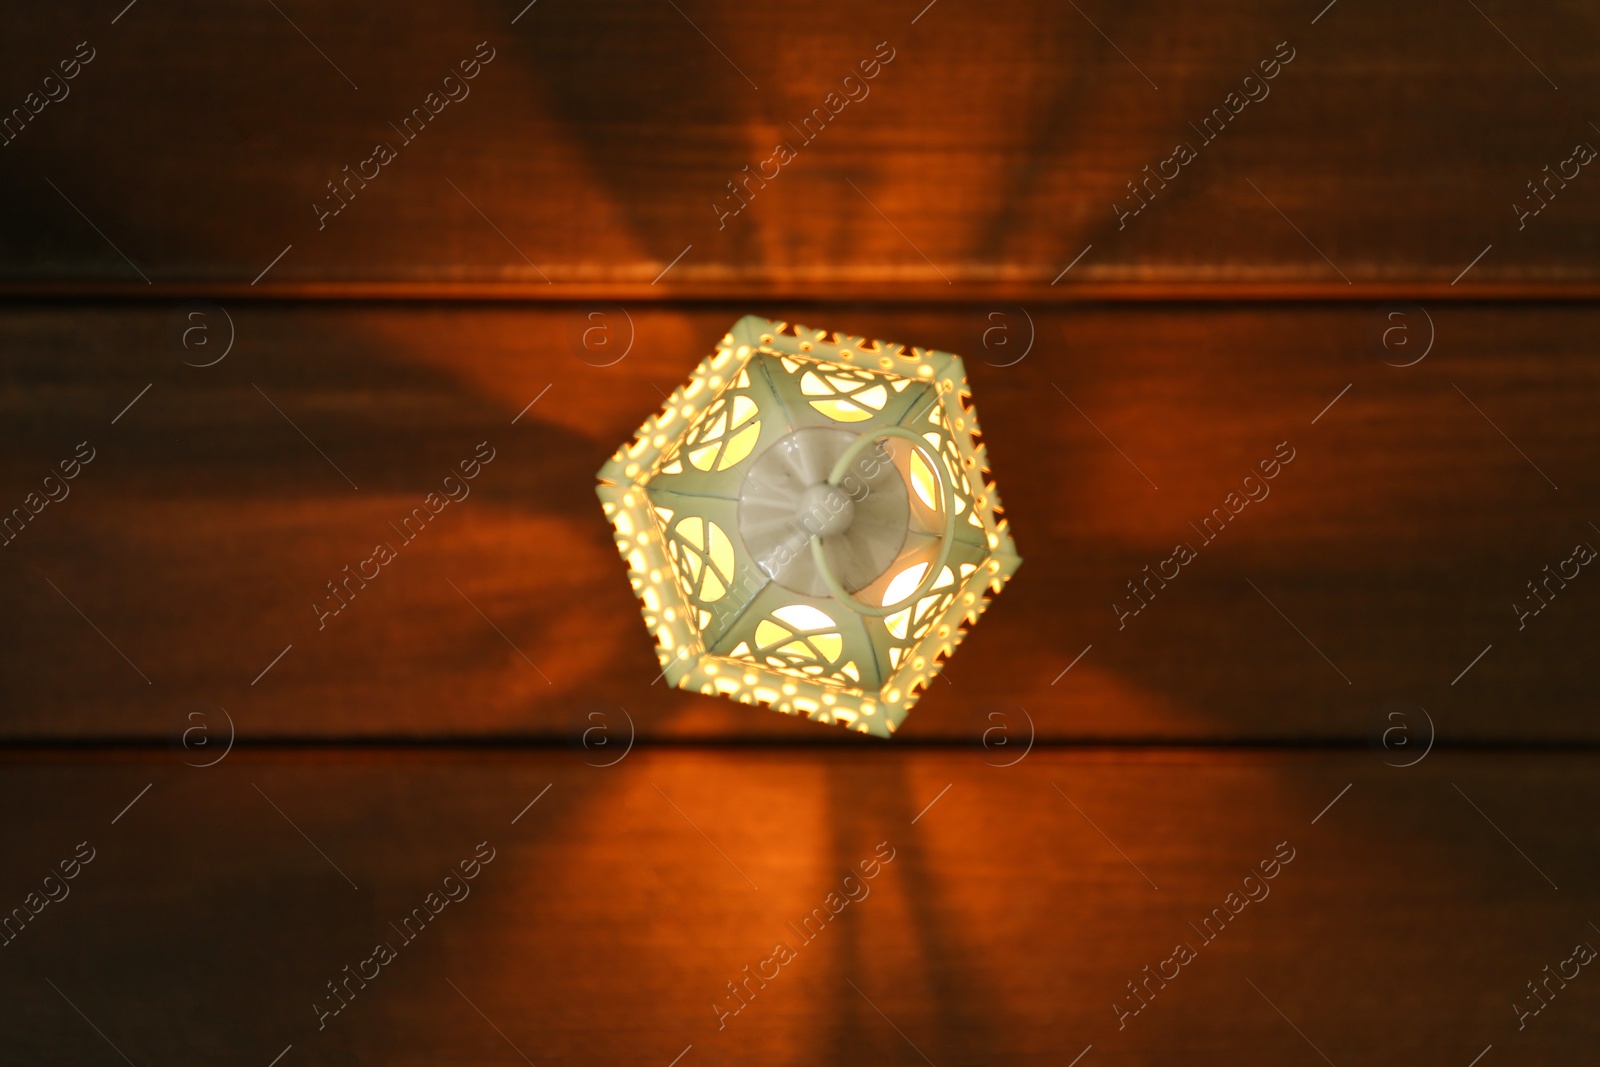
[3,1,1598,1063]
[2,302,1596,743]
[3,749,1598,1067]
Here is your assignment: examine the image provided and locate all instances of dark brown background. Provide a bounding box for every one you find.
[2,1,1597,1064]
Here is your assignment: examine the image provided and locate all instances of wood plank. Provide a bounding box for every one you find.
[0,749,1594,1064]
[11,279,1600,303]
[1,303,1596,741]
[1,2,1598,287]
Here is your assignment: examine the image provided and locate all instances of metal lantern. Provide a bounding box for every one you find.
[597,316,1021,736]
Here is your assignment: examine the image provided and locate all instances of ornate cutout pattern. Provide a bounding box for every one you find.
[678,369,762,472]
[664,516,735,606]
[797,363,899,423]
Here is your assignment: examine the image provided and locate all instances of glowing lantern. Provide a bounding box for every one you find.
[596,316,1020,736]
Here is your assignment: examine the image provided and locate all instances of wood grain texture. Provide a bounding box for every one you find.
[5,4,1595,1063]
[1,1,1598,288]
[0,749,1594,1065]
[1,302,1595,742]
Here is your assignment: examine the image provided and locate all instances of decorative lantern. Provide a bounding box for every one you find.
[597,316,1020,736]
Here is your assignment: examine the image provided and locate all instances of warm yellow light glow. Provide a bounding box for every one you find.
[883,562,930,607]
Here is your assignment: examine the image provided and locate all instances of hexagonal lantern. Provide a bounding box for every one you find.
[596,316,1021,736]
